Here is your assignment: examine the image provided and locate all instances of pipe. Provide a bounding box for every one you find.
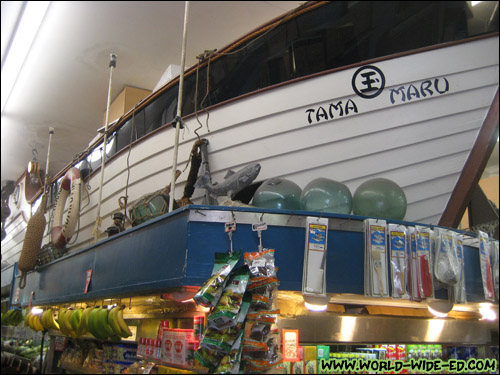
[169,1,190,213]
[94,53,117,241]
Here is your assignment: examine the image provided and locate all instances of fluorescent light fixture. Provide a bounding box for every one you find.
[31,307,43,315]
[1,1,51,112]
[303,294,329,312]
[471,1,482,6]
[427,300,454,318]
[304,301,328,312]
[479,303,497,321]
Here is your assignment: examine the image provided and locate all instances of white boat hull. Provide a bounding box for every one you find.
[2,35,499,267]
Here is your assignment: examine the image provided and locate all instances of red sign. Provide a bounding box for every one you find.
[282,329,300,362]
[84,269,92,293]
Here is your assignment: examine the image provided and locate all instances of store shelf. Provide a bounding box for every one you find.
[11,205,491,307]
[60,361,101,374]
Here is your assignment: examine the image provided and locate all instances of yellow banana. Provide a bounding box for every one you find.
[47,309,60,330]
[25,312,33,327]
[29,314,37,331]
[116,306,132,338]
[33,315,44,331]
[41,310,51,330]
[63,309,77,338]
[108,306,123,337]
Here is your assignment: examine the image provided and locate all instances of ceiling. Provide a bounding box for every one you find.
[1,1,498,187]
[1,1,303,184]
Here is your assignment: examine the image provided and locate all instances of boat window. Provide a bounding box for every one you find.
[78,1,498,174]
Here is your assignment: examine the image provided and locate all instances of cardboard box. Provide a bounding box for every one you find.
[304,346,317,374]
[103,86,151,125]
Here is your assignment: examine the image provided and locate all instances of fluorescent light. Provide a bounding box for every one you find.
[304,301,328,311]
[471,1,482,6]
[31,307,43,315]
[479,303,497,321]
[1,1,51,112]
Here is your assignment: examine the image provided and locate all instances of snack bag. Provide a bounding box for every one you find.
[208,266,250,329]
[194,250,241,308]
[215,329,244,374]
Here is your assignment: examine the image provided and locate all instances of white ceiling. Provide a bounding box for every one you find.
[1,1,498,186]
[1,1,303,183]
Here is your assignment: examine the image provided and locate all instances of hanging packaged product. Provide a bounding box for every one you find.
[388,224,408,299]
[406,227,416,301]
[364,219,389,297]
[434,228,459,286]
[478,231,495,301]
[492,240,499,300]
[452,232,467,304]
[244,248,280,311]
[194,250,241,308]
[244,248,277,279]
[415,226,434,298]
[208,266,250,330]
[215,329,244,374]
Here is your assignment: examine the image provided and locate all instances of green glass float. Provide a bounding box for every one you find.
[352,178,407,220]
[129,193,179,226]
[300,178,352,214]
[252,178,302,210]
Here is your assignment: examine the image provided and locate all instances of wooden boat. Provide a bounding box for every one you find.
[1,1,499,277]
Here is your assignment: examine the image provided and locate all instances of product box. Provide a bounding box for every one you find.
[162,330,175,364]
[317,345,330,361]
[292,346,305,374]
[113,343,137,361]
[304,346,317,374]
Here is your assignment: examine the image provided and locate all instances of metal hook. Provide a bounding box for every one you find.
[231,211,236,222]
[129,297,132,310]
[259,212,264,222]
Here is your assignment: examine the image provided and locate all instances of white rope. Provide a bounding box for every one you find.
[94,53,117,241]
[169,1,190,213]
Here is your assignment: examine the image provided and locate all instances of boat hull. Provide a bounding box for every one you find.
[2,35,499,267]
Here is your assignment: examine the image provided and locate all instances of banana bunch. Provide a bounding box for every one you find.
[2,309,23,326]
[40,309,60,331]
[86,306,133,341]
[24,312,44,332]
[57,308,77,338]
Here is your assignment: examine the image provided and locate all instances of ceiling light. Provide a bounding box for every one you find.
[479,303,497,321]
[303,294,329,312]
[1,1,51,112]
[31,307,43,315]
[427,300,454,318]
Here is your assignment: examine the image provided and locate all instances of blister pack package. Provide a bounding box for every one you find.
[389,224,408,299]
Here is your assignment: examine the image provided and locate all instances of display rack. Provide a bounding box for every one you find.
[9,205,490,307]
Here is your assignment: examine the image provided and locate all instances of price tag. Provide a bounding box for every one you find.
[84,269,92,293]
[225,221,236,232]
[252,222,267,231]
[28,291,34,309]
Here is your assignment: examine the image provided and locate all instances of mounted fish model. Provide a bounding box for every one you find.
[194,140,261,204]
[192,139,260,204]
[195,163,261,204]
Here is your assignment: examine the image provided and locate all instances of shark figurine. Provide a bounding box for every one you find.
[195,163,262,203]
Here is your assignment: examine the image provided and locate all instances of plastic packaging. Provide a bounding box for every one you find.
[364,219,389,297]
[452,232,467,304]
[194,250,241,308]
[434,228,459,286]
[492,240,499,300]
[415,226,433,298]
[208,266,250,330]
[478,231,495,301]
[388,224,408,299]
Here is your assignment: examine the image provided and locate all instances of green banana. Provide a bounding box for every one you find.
[77,306,94,337]
[88,307,107,340]
[70,308,83,333]
[96,307,114,339]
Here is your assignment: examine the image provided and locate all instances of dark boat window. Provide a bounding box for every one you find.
[84,1,498,172]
